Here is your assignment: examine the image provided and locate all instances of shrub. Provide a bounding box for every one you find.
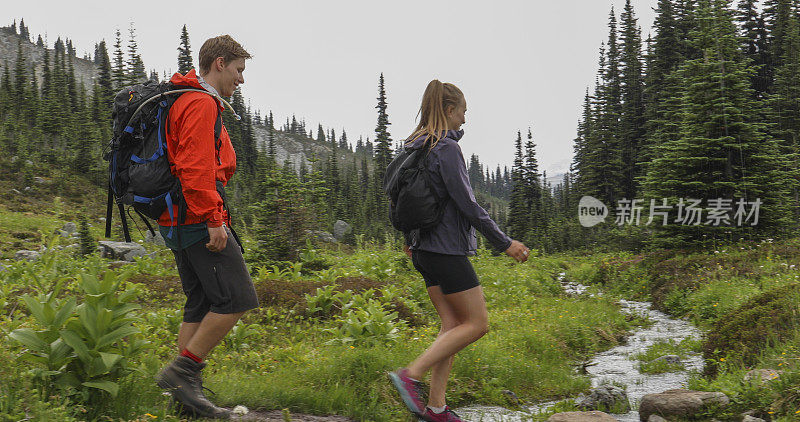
[702,284,800,376]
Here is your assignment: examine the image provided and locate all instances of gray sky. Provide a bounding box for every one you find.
[6,0,656,175]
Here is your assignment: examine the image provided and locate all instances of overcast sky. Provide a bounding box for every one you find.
[5,0,657,175]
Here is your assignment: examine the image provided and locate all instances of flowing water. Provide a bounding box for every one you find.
[456,273,703,422]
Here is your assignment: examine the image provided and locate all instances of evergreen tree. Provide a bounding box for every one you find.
[317,123,325,143]
[643,0,793,247]
[18,18,29,41]
[177,24,193,74]
[36,34,43,48]
[619,0,646,199]
[126,23,147,84]
[373,73,393,178]
[507,131,527,239]
[112,28,126,90]
[768,9,800,223]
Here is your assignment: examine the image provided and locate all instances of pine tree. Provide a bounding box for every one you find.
[643,0,793,247]
[177,24,193,74]
[768,9,800,224]
[507,131,527,239]
[112,28,126,90]
[36,34,43,48]
[126,23,147,85]
[18,18,29,41]
[339,129,348,150]
[523,127,543,247]
[317,124,325,143]
[373,73,393,178]
[619,0,646,199]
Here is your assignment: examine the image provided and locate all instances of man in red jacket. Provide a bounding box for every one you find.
[155,35,258,419]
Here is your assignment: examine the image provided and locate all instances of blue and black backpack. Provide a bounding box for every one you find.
[104,80,242,250]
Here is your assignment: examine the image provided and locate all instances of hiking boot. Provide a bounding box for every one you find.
[388,368,426,416]
[157,356,232,419]
[419,406,464,422]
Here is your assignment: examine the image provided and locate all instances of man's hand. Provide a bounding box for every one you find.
[505,240,530,263]
[206,225,228,252]
[403,244,412,258]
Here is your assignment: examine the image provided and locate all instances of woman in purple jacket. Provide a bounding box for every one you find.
[388,80,530,422]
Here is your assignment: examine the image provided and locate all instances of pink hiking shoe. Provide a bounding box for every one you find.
[387,368,426,416]
[419,405,464,422]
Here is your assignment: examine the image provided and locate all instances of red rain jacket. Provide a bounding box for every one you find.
[158,69,235,228]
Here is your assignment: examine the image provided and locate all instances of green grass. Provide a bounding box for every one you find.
[632,338,700,374]
[0,225,637,421]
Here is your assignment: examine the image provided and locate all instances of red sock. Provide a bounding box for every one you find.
[180,348,203,363]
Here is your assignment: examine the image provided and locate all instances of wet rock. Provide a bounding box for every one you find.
[501,389,520,406]
[145,230,166,247]
[33,176,51,185]
[548,411,617,421]
[744,369,781,384]
[98,241,146,261]
[639,389,729,422]
[11,188,21,195]
[652,355,682,365]
[306,230,336,243]
[575,384,630,412]
[333,220,352,241]
[742,416,766,422]
[14,250,41,261]
[647,416,667,422]
[24,186,31,191]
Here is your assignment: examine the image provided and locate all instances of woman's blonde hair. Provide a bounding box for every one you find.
[405,80,465,150]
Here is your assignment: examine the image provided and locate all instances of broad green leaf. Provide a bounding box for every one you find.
[82,380,119,397]
[52,297,76,328]
[98,352,122,370]
[60,329,90,363]
[9,328,47,352]
[49,338,73,366]
[96,325,139,349]
[22,296,48,325]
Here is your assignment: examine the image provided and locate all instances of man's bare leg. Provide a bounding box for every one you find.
[184,311,245,359]
[178,322,200,352]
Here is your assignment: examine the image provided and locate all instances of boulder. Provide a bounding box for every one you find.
[652,355,682,366]
[14,250,41,261]
[62,222,77,235]
[548,411,617,421]
[742,416,766,422]
[639,389,729,422]
[33,176,52,185]
[744,369,781,384]
[647,416,667,422]
[145,230,166,247]
[333,220,352,241]
[306,230,336,243]
[97,241,146,261]
[576,384,630,412]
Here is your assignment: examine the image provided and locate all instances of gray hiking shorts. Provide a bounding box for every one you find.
[171,227,259,322]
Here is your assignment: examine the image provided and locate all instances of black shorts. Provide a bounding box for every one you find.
[411,249,480,295]
[172,227,259,322]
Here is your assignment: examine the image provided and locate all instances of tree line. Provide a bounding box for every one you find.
[506,0,800,252]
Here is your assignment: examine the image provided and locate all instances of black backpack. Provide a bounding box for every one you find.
[383,141,449,233]
[104,80,242,250]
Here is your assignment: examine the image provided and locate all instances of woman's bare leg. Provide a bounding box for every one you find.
[427,285,461,408]
[405,286,488,380]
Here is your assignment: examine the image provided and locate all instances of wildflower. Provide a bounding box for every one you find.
[720,358,726,362]
[145,414,158,419]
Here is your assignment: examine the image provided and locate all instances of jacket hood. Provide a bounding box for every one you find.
[169,69,204,90]
[406,129,464,150]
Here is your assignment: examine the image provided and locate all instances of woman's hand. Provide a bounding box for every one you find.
[505,240,529,263]
[403,244,412,258]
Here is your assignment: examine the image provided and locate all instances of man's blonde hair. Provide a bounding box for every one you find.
[198,35,251,74]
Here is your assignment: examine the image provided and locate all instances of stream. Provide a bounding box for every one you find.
[456,273,703,422]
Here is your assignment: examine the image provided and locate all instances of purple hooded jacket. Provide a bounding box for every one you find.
[405,129,512,256]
